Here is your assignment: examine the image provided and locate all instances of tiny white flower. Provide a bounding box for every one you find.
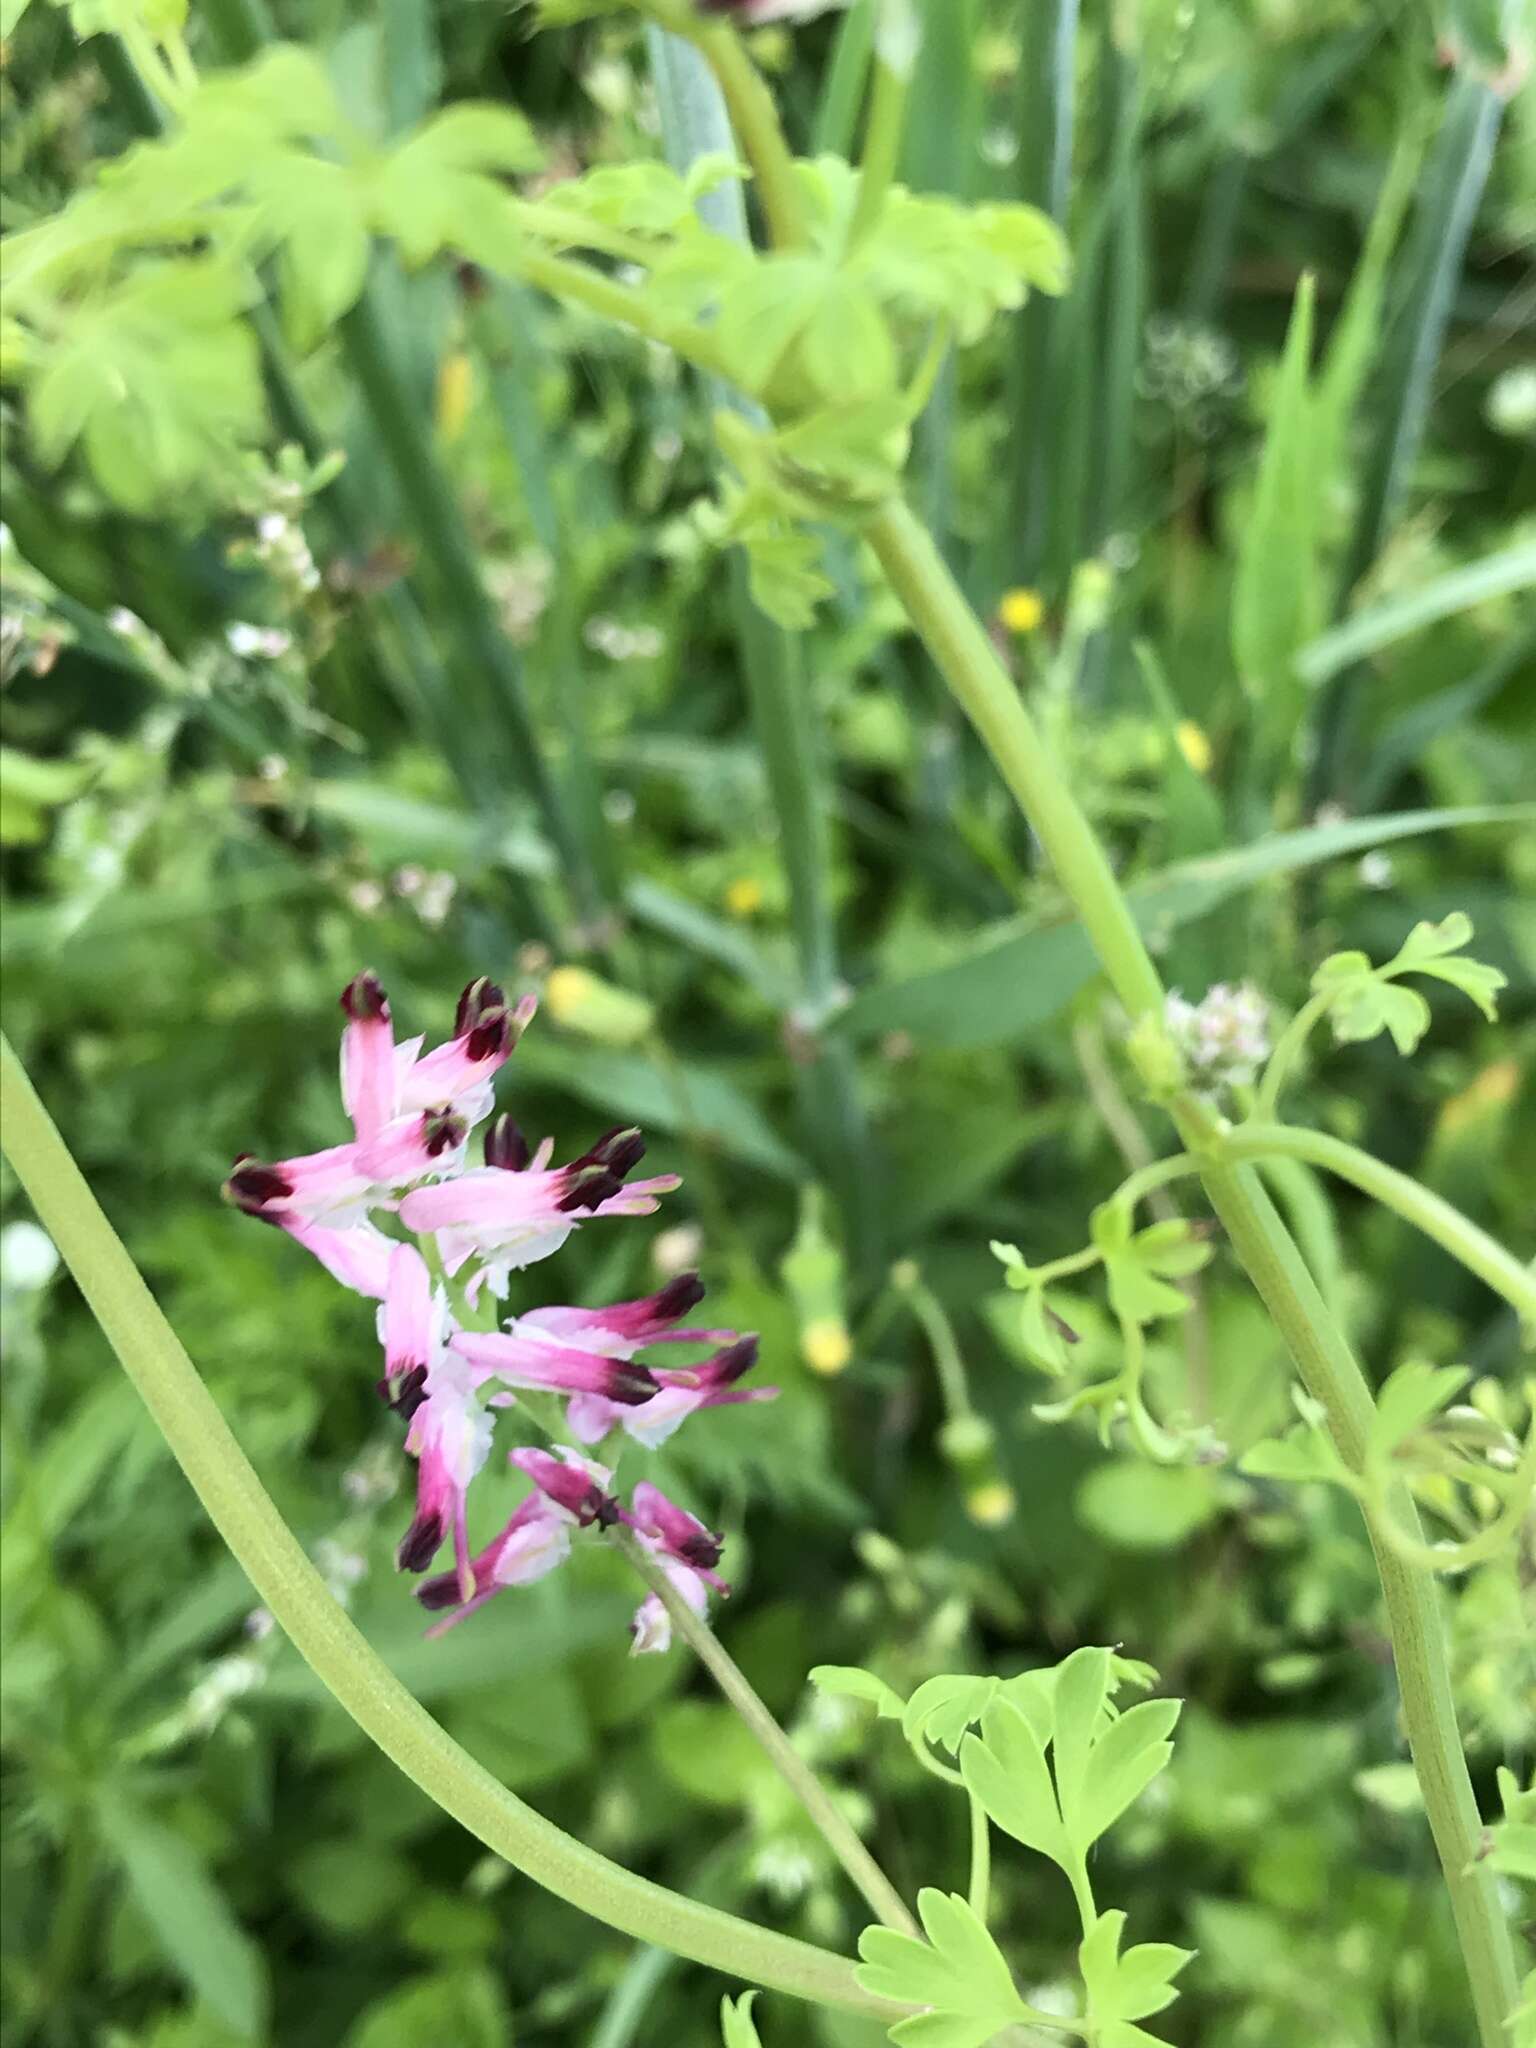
[0,1221,60,1292]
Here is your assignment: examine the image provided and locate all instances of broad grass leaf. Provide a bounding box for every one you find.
[1231,274,1319,740]
[97,1791,268,2039]
[830,808,1522,1050]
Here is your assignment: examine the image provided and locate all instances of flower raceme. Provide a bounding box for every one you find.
[225,972,775,1649]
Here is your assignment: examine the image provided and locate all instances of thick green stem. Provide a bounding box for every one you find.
[1194,1159,1516,2046]
[849,28,912,248]
[0,1037,898,2022]
[691,23,806,247]
[864,493,1519,2043]
[1226,1124,1536,1328]
[866,501,1165,1021]
[615,1530,918,1937]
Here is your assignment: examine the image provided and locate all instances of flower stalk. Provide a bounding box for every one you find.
[612,1528,919,1936]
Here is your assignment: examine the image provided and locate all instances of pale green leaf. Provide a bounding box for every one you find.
[810,1664,905,1720]
[1073,1698,1182,1848]
[959,1700,1067,1866]
[857,1889,1030,2048]
[720,1990,764,2048]
[904,1674,999,1755]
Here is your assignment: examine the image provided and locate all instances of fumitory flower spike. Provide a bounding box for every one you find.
[226,970,771,1657]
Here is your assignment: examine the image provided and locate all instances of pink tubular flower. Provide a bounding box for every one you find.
[448,1327,662,1408]
[399,1122,680,1300]
[376,1241,443,1414]
[510,1445,619,1526]
[626,1481,729,1656]
[415,1493,573,1631]
[568,1335,776,1448]
[414,1447,614,1630]
[396,1351,493,1586]
[510,1271,728,1355]
[224,974,534,1251]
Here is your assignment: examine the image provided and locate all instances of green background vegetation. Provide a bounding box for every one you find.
[2,1,1532,2044]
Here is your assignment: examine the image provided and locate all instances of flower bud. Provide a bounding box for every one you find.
[544,966,655,1047]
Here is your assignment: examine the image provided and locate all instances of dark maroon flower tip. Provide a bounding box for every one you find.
[465,1008,511,1063]
[710,1335,760,1387]
[423,1109,469,1159]
[609,1360,661,1406]
[593,1494,623,1531]
[455,977,507,1036]
[340,970,389,1023]
[554,1168,611,1214]
[415,1569,465,1610]
[676,1529,724,1572]
[377,1362,429,1421]
[654,1272,707,1323]
[573,1125,645,1174]
[396,1510,446,1573]
[484,1114,531,1173]
[224,1158,294,1213]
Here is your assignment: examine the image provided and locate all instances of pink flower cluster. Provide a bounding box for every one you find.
[226,973,774,1649]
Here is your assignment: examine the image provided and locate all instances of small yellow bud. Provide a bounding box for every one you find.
[966,1482,1017,1528]
[543,966,655,1047]
[724,876,765,918]
[1175,719,1214,775]
[435,351,474,443]
[802,1317,852,1377]
[998,587,1045,635]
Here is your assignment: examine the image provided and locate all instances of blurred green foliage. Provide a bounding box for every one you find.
[1,0,1533,2044]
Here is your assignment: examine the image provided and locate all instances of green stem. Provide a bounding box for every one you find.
[901,1274,974,1423]
[613,1530,918,1937]
[1194,1160,1517,2048]
[864,493,1519,2043]
[1225,1124,1536,1328]
[0,1037,899,2023]
[1066,1848,1097,1933]
[1111,1152,1204,1214]
[849,30,911,248]
[866,500,1165,1019]
[967,1793,991,1923]
[1254,991,1333,1120]
[692,22,806,247]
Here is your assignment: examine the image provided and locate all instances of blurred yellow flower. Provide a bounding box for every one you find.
[998,587,1045,634]
[724,876,765,918]
[966,1481,1017,1528]
[1175,719,1213,775]
[801,1317,852,1376]
[435,351,474,443]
